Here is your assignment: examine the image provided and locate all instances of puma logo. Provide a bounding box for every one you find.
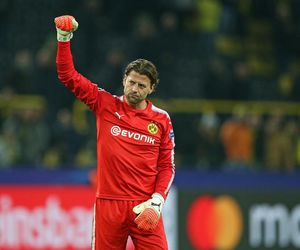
[151,202,162,212]
[115,112,125,119]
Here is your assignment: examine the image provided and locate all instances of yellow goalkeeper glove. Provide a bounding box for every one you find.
[54,15,78,42]
[133,193,164,231]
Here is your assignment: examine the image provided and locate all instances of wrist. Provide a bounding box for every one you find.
[152,193,164,206]
[56,28,73,42]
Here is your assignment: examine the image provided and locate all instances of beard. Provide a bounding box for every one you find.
[126,93,143,104]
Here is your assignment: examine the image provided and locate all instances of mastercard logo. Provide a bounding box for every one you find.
[187,195,243,250]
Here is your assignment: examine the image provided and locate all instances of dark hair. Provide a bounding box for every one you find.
[124,59,159,89]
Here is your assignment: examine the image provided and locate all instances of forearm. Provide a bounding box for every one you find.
[56,41,77,83]
[155,119,175,200]
[155,167,175,200]
[56,41,99,110]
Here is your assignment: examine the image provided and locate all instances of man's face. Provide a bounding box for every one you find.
[123,70,154,106]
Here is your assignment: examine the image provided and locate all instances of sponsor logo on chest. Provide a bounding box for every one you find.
[111,125,155,144]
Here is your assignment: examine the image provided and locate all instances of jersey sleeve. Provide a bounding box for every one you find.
[56,41,102,111]
[155,117,175,201]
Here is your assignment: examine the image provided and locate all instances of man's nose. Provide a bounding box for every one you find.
[131,84,138,91]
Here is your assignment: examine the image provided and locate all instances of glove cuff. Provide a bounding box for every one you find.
[152,193,164,206]
[56,28,73,42]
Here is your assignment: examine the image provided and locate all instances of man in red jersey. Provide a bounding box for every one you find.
[54,15,175,250]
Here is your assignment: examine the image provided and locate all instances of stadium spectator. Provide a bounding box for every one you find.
[46,108,84,167]
[195,112,224,169]
[264,113,297,173]
[0,125,20,167]
[220,105,255,170]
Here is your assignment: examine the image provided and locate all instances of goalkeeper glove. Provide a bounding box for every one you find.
[54,15,78,42]
[133,193,164,231]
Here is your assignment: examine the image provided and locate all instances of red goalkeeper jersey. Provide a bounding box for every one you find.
[56,42,175,201]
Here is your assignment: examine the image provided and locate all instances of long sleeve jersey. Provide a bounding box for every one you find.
[56,42,175,201]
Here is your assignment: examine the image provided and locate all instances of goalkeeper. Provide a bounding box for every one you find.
[54,15,175,250]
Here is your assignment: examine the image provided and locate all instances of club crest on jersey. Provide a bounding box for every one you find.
[147,123,158,135]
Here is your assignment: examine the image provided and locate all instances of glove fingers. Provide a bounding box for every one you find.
[134,208,159,231]
[55,15,76,31]
[72,19,79,31]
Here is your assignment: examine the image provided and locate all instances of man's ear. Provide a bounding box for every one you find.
[123,76,126,87]
[149,84,155,94]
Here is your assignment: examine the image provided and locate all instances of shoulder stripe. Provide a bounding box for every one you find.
[164,149,175,195]
[113,95,124,102]
[151,104,170,118]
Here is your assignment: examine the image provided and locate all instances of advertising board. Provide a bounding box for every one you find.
[0,185,177,250]
[179,190,300,250]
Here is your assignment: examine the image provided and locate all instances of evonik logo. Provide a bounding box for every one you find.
[110,125,155,144]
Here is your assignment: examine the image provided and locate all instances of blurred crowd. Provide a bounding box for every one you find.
[177,109,300,173]
[1,0,300,172]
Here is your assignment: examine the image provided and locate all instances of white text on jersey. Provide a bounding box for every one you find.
[111,126,155,144]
